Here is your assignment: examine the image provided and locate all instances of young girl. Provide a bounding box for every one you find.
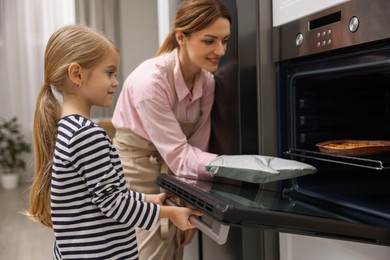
[111,0,231,258]
[27,24,201,260]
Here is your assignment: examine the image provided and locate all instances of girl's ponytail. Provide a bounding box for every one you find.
[28,83,60,227]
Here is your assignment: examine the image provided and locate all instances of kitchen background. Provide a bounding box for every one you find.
[0,0,389,259]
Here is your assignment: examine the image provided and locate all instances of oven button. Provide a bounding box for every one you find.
[349,16,359,32]
[296,33,303,46]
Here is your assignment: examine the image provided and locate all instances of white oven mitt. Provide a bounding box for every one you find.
[205,155,316,183]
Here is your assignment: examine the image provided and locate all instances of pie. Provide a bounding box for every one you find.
[316,140,390,156]
[321,142,386,149]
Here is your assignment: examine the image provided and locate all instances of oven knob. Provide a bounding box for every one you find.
[349,16,359,32]
[296,33,303,46]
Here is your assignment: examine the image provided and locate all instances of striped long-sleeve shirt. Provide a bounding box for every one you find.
[51,115,159,259]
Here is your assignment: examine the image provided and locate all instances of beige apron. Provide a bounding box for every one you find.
[113,50,201,260]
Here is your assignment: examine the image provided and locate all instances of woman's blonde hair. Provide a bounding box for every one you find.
[28,24,118,227]
[156,0,231,56]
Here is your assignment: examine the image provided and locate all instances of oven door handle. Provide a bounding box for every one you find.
[165,198,230,245]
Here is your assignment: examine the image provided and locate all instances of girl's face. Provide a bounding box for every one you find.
[81,47,119,108]
[180,17,231,73]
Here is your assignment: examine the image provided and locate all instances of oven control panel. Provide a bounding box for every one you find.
[274,0,390,61]
[295,28,334,49]
[295,15,359,48]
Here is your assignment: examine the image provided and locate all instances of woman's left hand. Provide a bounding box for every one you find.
[181,228,197,247]
[144,192,170,205]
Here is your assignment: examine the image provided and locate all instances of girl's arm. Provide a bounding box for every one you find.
[68,124,159,229]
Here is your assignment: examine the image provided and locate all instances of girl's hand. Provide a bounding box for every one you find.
[159,206,203,231]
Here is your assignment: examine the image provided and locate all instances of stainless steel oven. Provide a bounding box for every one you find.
[274,0,390,244]
[158,0,390,259]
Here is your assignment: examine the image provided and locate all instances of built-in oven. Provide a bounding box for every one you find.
[274,0,390,246]
[157,0,390,259]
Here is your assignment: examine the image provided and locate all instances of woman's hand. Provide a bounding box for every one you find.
[181,228,197,247]
[144,192,170,205]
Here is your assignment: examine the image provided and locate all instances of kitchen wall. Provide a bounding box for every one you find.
[117,0,159,83]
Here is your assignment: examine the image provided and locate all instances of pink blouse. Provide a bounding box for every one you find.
[112,49,217,180]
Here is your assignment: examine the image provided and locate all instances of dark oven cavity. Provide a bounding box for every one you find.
[276,41,390,231]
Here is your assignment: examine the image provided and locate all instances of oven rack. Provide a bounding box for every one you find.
[285,148,390,170]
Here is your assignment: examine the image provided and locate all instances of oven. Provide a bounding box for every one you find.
[157,0,390,259]
[274,0,390,246]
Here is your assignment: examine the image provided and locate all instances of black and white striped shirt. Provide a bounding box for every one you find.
[51,115,159,259]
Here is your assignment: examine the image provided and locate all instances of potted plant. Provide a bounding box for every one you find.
[0,117,31,190]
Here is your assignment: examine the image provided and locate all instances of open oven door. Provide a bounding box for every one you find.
[157,174,390,246]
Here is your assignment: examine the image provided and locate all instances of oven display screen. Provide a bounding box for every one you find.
[309,11,341,31]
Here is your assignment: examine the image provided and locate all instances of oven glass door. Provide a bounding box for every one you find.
[157,174,390,246]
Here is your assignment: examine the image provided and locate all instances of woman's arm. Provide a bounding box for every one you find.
[136,86,217,179]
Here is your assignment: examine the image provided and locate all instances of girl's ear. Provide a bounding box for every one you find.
[68,62,82,86]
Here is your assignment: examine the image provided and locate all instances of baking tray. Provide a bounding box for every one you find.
[316,140,390,156]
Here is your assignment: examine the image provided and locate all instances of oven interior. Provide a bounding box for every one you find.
[277,42,390,227]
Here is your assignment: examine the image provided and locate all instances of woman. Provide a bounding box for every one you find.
[112,0,231,259]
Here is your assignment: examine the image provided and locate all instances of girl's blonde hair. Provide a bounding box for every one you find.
[28,25,118,227]
[156,0,231,56]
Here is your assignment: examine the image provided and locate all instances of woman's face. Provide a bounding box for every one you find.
[179,17,231,73]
